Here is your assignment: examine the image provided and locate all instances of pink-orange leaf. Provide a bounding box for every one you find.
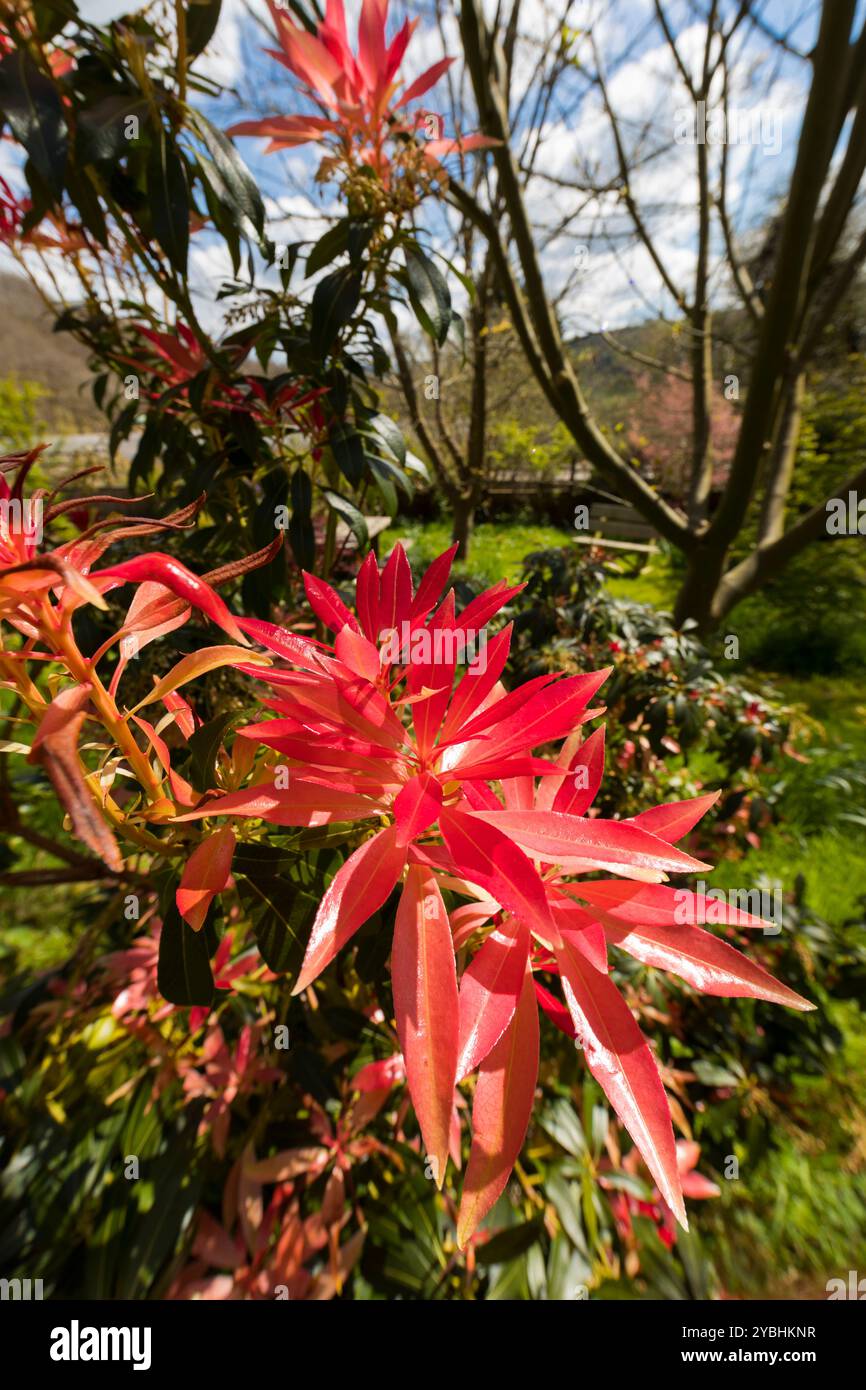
[603,918,813,1010]
[555,933,685,1227]
[176,827,236,932]
[475,810,709,875]
[630,791,720,843]
[573,880,772,929]
[552,724,606,816]
[392,866,459,1186]
[292,825,406,994]
[439,807,561,948]
[456,914,529,1081]
[457,963,539,1248]
[393,772,442,846]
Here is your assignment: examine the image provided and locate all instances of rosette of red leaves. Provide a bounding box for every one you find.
[228,0,494,175]
[184,542,812,1247]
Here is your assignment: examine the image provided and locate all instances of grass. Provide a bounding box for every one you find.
[384,519,575,586]
[385,518,683,607]
[711,828,866,925]
[776,674,866,754]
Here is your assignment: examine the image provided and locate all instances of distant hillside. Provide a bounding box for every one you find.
[0,265,742,463]
[0,272,102,432]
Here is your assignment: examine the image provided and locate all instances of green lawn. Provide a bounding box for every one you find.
[384,519,574,586]
[385,518,682,605]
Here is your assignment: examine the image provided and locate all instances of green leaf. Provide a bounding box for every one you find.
[187,711,235,790]
[365,412,405,465]
[77,94,149,164]
[545,1168,589,1254]
[84,1188,129,1299]
[157,904,214,1007]
[116,1135,200,1298]
[365,451,413,502]
[310,266,361,358]
[192,111,266,243]
[147,127,189,274]
[195,151,240,272]
[693,1060,740,1087]
[538,1097,586,1157]
[186,0,223,57]
[546,1232,592,1300]
[367,460,398,516]
[64,166,108,245]
[32,1,78,41]
[289,467,315,571]
[404,245,451,346]
[0,51,68,199]
[476,1219,542,1266]
[321,488,369,549]
[329,422,365,485]
[306,218,350,277]
[238,874,317,979]
[231,843,300,876]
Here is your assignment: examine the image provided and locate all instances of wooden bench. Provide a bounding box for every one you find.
[334,514,391,556]
[573,533,658,571]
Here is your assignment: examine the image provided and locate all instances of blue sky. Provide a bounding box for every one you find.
[4,2,863,342]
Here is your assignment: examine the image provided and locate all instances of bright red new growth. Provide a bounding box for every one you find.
[191,541,811,1247]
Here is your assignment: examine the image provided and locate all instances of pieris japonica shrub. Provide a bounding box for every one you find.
[0,1,819,1295]
[0,458,812,1260]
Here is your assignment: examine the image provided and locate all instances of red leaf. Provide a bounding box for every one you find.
[354,1056,406,1095]
[176,827,236,931]
[457,963,539,1248]
[91,553,248,645]
[334,626,380,683]
[573,880,772,929]
[377,543,413,638]
[29,685,123,871]
[393,772,443,846]
[534,979,576,1038]
[551,725,606,815]
[552,905,608,973]
[292,826,406,994]
[474,810,709,875]
[176,779,377,826]
[555,935,685,1227]
[237,617,328,674]
[445,673,557,746]
[454,579,525,635]
[408,543,458,621]
[453,670,610,761]
[450,898,498,948]
[108,580,189,697]
[631,791,720,843]
[396,55,454,107]
[392,866,459,1186]
[303,572,359,634]
[456,915,529,1081]
[439,623,513,740]
[603,919,813,1010]
[355,550,380,639]
[439,807,561,948]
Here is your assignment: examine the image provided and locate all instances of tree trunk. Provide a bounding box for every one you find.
[451,494,477,560]
[673,540,727,633]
